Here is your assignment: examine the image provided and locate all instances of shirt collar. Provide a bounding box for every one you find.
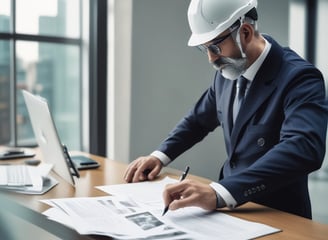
[243,38,271,82]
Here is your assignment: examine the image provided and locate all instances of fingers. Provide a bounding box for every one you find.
[124,157,147,183]
[162,183,180,208]
[132,161,148,182]
[123,156,162,183]
[169,194,195,211]
[148,164,162,180]
[162,180,217,212]
[162,181,192,210]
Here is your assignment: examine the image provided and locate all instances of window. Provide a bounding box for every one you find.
[315,0,328,175]
[0,0,84,150]
[289,0,306,58]
[316,0,328,84]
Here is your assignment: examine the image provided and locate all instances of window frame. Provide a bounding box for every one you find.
[0,0,90,151]
[89,0,107,156]
[305,0,318,64]
[0,0,107,155]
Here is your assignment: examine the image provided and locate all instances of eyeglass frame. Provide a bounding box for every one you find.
[196,23,241,55]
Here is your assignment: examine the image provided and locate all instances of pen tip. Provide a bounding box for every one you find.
[162,205,169,216]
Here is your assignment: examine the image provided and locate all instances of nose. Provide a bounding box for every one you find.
[207,50,220,64]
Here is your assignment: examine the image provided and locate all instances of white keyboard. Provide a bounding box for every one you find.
[0,165,33,187]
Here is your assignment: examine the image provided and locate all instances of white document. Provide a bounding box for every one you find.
[96,176,177,209]
[41,177,280,239]
[42,196,198,239]
[163,207,281,240]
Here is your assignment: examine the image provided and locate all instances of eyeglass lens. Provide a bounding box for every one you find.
[197,24,240,55]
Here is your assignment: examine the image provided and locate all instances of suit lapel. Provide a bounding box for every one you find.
[230,37,282,149]
[230,76,277,146]
[223,80,235,137]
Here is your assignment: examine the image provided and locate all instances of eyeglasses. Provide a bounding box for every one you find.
[197,25,239,55]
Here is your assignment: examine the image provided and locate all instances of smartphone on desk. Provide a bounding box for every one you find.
[70,155,100,170]
[0,148,35,160]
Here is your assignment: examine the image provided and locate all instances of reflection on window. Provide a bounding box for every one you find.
[16,0,80,38]
[0,0,82,150]
[0,0,10,32]
[16,42,80,149]
[0,40,11,144]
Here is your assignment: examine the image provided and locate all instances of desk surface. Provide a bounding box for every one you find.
[2,148,328,240]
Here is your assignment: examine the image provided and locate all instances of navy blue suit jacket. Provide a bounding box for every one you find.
[157,36,327,218]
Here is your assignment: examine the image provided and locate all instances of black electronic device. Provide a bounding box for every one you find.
[0,148,35,160]
[70,155,100,170]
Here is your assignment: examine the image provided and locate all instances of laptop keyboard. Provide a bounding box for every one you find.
[0,165,33,187]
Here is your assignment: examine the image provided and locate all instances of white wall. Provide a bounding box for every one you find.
[107,0,133,163]
[108,0,290,180]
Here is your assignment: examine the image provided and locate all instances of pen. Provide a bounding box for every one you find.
[162,165,190,216]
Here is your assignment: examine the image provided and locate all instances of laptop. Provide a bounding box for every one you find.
[22,90,78,186]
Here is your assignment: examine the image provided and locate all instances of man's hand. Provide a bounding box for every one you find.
[162,179,217,211]
[124,155,163,183]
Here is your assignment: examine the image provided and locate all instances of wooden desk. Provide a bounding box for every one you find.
[2,149,328,239]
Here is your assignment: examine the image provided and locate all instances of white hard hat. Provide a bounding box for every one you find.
[187,0,258,46]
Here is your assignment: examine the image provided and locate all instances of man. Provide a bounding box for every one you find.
[124,0,327,219]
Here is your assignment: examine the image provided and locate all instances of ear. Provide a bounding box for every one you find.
[238,23,253,53]
[239,23,253,44]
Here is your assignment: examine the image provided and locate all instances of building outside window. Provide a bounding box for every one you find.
[0,0,83,150]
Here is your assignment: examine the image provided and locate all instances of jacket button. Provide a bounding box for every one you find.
[252,187,257,193]
[230,161,236,168]
[257,138,265,147]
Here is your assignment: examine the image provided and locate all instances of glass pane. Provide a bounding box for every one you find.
[315,0,328,178]
[0,0,11,32]
[16,0,80,38]
[316,0,328,84]
[0,40,11,144]
[289,0,306,58]
[16,41,81,149]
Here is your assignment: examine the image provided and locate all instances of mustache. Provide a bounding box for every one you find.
[211,57,235,68]
[210,56,247,80]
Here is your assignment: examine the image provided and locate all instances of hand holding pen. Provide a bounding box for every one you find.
[162,166,190,216]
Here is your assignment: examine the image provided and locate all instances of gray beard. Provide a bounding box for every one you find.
[211,56,247,80]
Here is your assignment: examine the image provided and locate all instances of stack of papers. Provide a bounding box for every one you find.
[41,177,280,239]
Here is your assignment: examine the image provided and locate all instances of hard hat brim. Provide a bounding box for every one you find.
[187,22,230,47]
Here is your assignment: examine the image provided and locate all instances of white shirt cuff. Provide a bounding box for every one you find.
[150,151,171,166]
[210,182,237,209]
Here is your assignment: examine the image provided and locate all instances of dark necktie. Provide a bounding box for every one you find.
[233,76,248,123]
